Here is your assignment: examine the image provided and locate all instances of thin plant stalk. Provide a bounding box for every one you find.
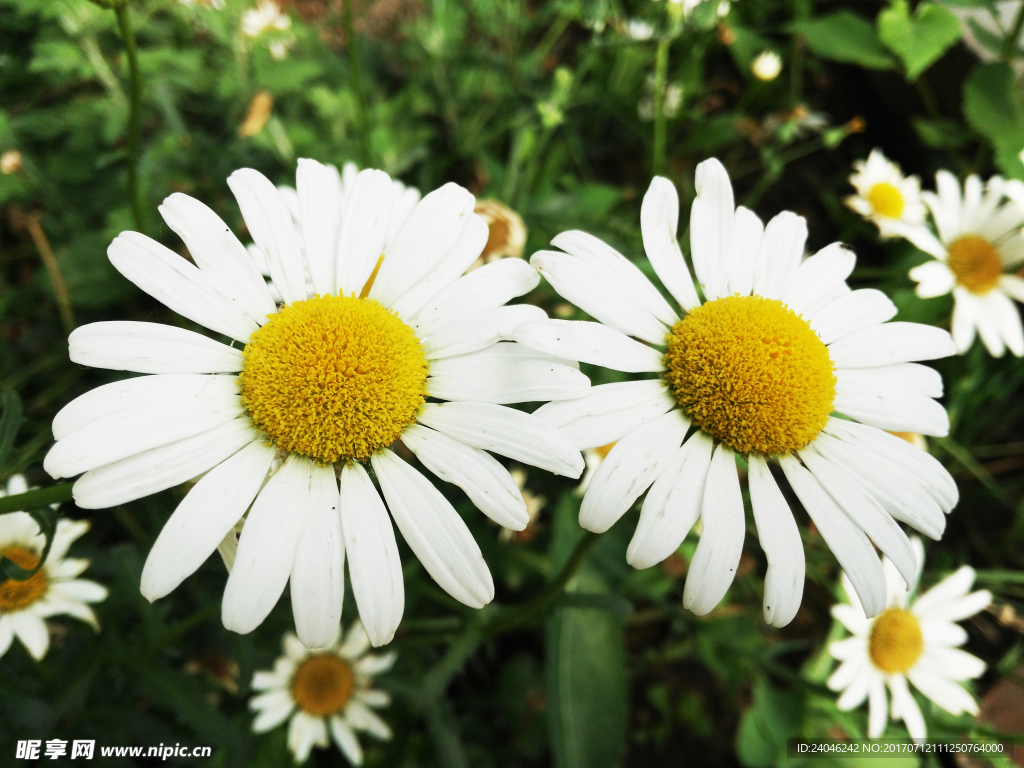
[25,215,75,335]
[343,0,372,166]
[115,4,145,232]
[653,38,670,176]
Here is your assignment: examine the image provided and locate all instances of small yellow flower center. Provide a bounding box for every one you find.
[868,607,924,674]
[594,442,616,459]
[0,547,48,613]
[291,654,355,717]
[241,294,429,463]
[946,235,1003,295]
[663,295,836,455]
[866,182,905,219]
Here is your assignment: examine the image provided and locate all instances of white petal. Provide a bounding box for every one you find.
[867,674,888,737]
[531,380,676,450]
[402,424,529,530]
[335,169,395,296]
[356,689,391,709]
[157,193,277,324]
[370,183,476,308]
[426,343,589,404]
[330,716,364,766]
[295,159,344,296]
[228,170,307,306]
[512,319,665,373]
[889,220,947,261]
[69,321,243,374]
[338,620,370,660]
[250,690,295,733]
[222,455,312,635]
[412,259,540,337]
[986,289,1024,357]
[747,454,804,627]
[353,651,397,676]
[291,464,345,649]
[917,589,991,624]
[951,288,980,354]
[45,518,89,563]
[912,566,975,615]
[338,463,404,648]
[371,449,493,608]
[579,409,690,534]
[47,578,108,604]
[689,158,734,301]
[778,454,887,618]
[1001,274,1024,303]
[780,243,856,317]
[107,232,259,342]
[835,364,943,399]
[888,674,926,738]
[908,260,956,299]
[288,711,329,764]
[641,176,700,310]
[45,389,243,480]
[752,211,808,300]
[809,289,897,346]
[626,430,713,569]
[827,322,956,367]
[906,667,977,717]
[140,440,276,601]
[833,388,949,436]
[835,668,870,711]
[727,206,764,297]
[919,619,967,647]
[799,446,917,590]
[10,612,50,660]
[417,401,584,478]
[423,305,546,360]
[682,443,745,615]
[530,249,669,345]
[345,700,392,740]
[829,635,867,661]
[73,417,258,509]
[831,604,870,636]
[388,184,422,247]
[922,647,986,680]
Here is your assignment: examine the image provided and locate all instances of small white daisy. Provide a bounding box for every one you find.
[250,622,394,765]
[0,475,108,661]
[44,159,587,650]
[902,172,1024,357]
[844,149,926,238]
[516,158,959,627]
[828,538,990,739]
[241,0,290,37]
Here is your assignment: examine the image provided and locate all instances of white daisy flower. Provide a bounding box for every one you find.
[44,159,588,649]
[250,621,394,765]
[903,172,1024,357]
[515,158,959,627]
[241,0,290,37]
[828,538,990,739]
[844,149,926,238]
[0,475,108,661]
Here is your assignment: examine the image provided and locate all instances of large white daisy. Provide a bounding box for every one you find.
[904,171,1024,357]
[250,621,394,764]
[844,149,926,238]
[515,158,958,627]
[828,538,990,739]
[0,475,108,661]
[44,159,587,649]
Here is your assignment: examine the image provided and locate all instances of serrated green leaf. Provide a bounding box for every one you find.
[789,11,897,70]
[877,0,961,81]
[963,62,1024,179]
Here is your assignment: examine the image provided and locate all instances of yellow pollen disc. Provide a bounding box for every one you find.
[868,607,924,674]
[594,442,616,460]
[946,235,1003,295]
[663,295,836,455]
[866,182,905,219]
[0,547,48,613]
[241,294,429,463]
[291,654,355,717]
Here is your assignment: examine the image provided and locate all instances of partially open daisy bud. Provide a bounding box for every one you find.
[467,199,527,272]
[239,91,273,138]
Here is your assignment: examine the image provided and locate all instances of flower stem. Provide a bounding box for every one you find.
[343,0,372,166]
[115,3,145,232]
[0,483,74,514]
[25,214,75,335]
[652,38,670,176]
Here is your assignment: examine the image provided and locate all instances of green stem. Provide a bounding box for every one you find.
[652,38,670,176]
[1002,0,1024,62]
[0,483,74,514]
[343,0,372,166]
[115,4,145,233]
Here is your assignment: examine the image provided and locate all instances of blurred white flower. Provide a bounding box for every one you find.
[670,0,731,18]
[751,51,782,81]
[499,468,545,544]
[828,538,990,739]
[0,475,107,661]
[638,77,683,122]
[845,149,926,238]
[0,150,23,175]
[901,172,1024,356]
[250,622,394,765]
[242,0,290,37]
[625,20,655,41]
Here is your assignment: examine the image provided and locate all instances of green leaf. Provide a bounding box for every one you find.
[877,0,961,81]
[735,677,804,768]
[789,11,897,70]
[912,117,971,149]
[0,386,24,469]
[963,62,1024,180]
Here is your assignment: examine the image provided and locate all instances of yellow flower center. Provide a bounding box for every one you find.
[946,235,1003,295]
[868,607,924,674]
[240,294,429,463]
[0,547,48,613]
[866,182,905,219]
[663,295,836,455]
[291,654,355,717]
